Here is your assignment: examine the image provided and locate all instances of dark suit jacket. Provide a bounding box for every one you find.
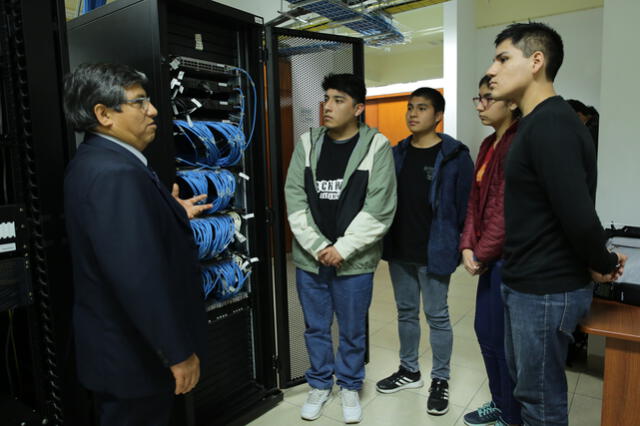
[64,134,207,398]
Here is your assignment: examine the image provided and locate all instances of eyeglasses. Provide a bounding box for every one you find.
[122,96,152,112]
[472,95,495,108]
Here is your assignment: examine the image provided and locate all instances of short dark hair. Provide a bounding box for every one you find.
[478,74,491,88]
[322,73,366,105]
[478,74,521,120]
[63,63,148,132]
[410,87,445,113]
[495,22,564,81]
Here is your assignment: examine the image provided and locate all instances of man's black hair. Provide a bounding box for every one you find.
[495,22,564,81]
[410,87,445,113]
[63,63,148,132]
[322,73,366,105]
[478,74,521,120]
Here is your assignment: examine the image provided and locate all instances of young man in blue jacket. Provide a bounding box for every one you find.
[376,87,473,416]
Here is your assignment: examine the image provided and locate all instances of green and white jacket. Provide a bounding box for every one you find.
[284,124,397,276]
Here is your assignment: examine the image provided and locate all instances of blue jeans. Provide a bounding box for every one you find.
[296,267,373,391]
[501,283,593,426]
[389,261,452,380]
[475,261,521,424]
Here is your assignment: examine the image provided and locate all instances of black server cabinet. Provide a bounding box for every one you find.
[67,1,280,425]
[0,0,78,425]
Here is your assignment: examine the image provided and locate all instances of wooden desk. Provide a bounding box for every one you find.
[580,298,640,426]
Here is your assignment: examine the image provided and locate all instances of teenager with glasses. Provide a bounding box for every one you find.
[460,75,521,426]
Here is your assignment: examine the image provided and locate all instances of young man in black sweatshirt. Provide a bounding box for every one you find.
[485,22,627,426]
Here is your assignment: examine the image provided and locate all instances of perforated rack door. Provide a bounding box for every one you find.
[266,27,365,388]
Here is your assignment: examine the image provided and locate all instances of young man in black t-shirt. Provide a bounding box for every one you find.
[486,22,627,425]
[375,88,473,417]
[285,74,396,423]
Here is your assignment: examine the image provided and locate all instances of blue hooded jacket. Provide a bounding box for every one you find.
[383,133,474,276]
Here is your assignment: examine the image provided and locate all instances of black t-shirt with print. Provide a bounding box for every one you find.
[315,133,359,242]
[390,142,441,265]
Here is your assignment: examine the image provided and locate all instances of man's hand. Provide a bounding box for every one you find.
[170,353,200,395]
[318,246,344,268]
[462,249,483,276]
[172,184,213,219]
[590,252,628,283]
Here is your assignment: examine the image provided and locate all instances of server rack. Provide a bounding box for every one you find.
[67,1,280,425]
[0,0,82,425]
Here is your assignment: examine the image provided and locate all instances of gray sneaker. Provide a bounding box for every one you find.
[301,387,331,420]
[340,388,362,424]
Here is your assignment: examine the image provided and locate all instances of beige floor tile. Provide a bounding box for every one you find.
[369,318,391,335]
[450,337,485,372]
[574,371,603,399]
[565,369,581,394]
[362,391,464,426]
[246,400,342,426]
[369,298,399,323]
[466,379,492,412]
[283,382,316,407]
[569,394,602,426]
[452,313,477,340]
[365,345,403,382]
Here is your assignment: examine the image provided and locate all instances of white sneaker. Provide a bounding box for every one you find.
[340,389,362,424]
[301,387,331,420]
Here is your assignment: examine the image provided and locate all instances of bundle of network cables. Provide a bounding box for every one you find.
[201,258,251,301]
[190,214,236,260]
[174,119,247,167]
[172,64,257,168]
[176,168,236,213]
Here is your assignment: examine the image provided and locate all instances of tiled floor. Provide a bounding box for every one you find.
[249,262,603,426]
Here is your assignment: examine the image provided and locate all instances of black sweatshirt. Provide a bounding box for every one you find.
[502,96,617,294]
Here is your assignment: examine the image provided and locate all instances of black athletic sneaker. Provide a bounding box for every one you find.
[375,366,424,393]
[427,379,449,415]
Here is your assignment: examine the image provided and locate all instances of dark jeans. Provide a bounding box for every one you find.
[501,283,593,426]
[296,266,373,390]
[475,261,521,424]
[94,391,174,426]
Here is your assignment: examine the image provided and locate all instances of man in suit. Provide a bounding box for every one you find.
[63,63,209,426]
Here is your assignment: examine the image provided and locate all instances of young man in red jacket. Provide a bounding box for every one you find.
[460,75,521,426]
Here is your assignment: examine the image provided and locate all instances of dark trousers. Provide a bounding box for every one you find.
[94,391,174,426]
[501,283,593,426]
[475,260,521,424]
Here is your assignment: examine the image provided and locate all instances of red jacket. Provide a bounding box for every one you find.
[459,121,518,263]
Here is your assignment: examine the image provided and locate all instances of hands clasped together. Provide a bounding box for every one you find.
[319,245,344,268]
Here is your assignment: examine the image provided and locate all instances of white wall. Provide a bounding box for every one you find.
[595,0,640,227]
[212,0,280,22]
[470,7,604,158]
[443,0,476,154]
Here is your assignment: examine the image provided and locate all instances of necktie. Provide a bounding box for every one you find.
[148,166,160,184]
